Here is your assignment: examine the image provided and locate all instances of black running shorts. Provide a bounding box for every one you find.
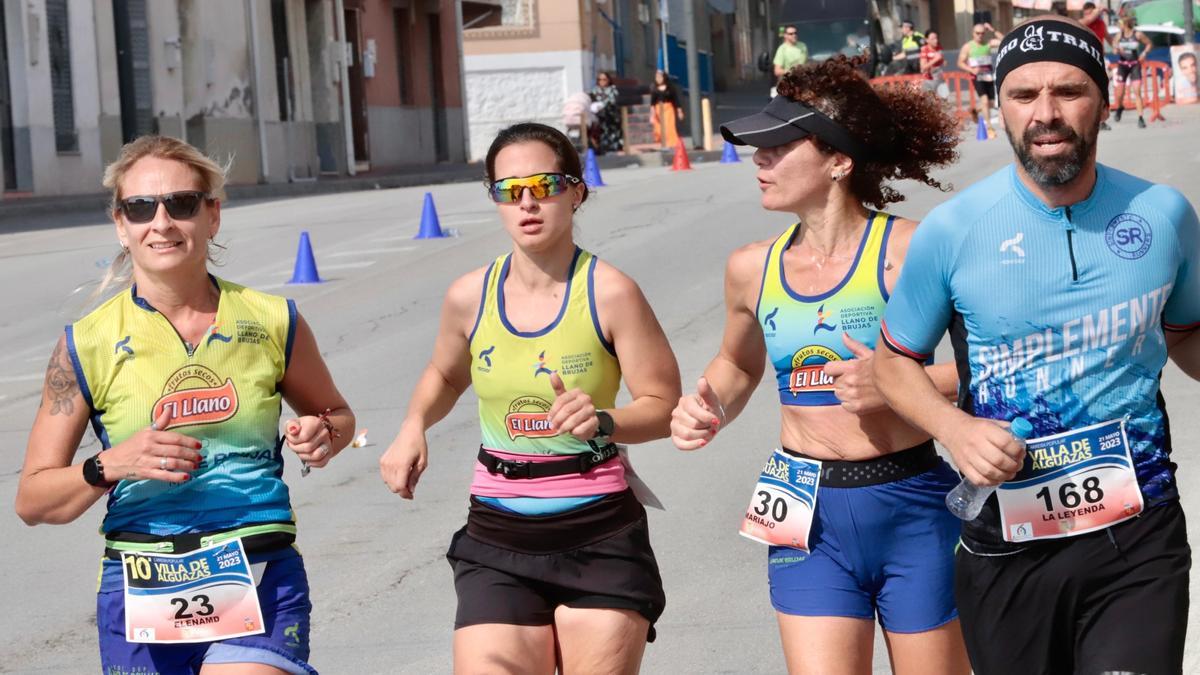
[955,500,1190,675]
[446,489,666,641]
[1116,62,1143,84]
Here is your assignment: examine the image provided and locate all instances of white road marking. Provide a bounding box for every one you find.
[327,247,414,257]
[314,261,376,271]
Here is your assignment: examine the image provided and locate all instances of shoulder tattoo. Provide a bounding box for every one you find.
[44,339,80,415]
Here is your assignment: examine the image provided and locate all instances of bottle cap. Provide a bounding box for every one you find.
[1011,417,1034,439]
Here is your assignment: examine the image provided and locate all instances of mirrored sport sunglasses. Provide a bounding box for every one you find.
[118,190,213,224]
[488,173,581,203]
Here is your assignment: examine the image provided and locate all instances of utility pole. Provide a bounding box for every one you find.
[684,0,701,148]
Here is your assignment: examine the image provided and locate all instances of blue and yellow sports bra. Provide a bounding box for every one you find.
[756,211,895,406]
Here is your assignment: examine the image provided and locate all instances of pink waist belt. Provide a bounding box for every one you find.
[470,445,628,499]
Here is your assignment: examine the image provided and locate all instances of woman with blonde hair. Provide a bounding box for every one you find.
[16,135,354,674]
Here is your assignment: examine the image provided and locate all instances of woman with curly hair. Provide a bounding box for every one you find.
[669,56,968,674]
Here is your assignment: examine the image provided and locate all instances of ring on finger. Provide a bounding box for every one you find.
[159,457,168,470]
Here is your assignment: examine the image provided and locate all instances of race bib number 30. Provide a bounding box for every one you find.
[997,419,1144,543]
[739,449,821,552]
[122,539,265,644]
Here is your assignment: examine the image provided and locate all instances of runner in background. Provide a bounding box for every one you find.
[772,25,809,98]
[1111,15,1152,128]
[14,135,355,675]
[957,23,1002,136]
[773,25,809,80]
[380,123,680,675]
[673,56,967,675]
[920,30,946,84]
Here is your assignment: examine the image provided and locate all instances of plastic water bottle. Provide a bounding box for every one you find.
[945,417,1034,521]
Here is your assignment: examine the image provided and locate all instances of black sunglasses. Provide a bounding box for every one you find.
[118,191,212,224]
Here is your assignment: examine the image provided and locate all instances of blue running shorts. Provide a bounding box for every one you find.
[767,458,961,633]
[97,548,316,674]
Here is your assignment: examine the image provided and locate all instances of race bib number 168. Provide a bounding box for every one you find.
[997,418,1143,543]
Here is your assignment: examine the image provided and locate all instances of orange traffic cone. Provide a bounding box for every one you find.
[671,139,692,171]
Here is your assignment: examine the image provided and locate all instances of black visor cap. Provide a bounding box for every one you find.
[719,96,867,161]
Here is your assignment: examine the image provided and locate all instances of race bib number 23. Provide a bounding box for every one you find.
[122,539,265,644]
[739,449,821,552]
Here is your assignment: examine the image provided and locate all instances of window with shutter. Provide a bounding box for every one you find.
[114,0,155,142]
[47,0,77,152]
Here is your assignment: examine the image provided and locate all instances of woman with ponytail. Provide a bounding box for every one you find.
[670,56,968,674]
[16,135,353,674]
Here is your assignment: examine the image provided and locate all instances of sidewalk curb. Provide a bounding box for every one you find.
[0,148,731,222]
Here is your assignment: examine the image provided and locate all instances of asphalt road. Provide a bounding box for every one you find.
[1,105,1199,674]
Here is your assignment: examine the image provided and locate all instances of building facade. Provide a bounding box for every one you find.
[462,0,770,161]
[0,0,468,197]
[923,0,1015,48]
[462,0,631,162]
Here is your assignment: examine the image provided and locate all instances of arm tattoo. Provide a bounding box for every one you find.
[45,339,80,416]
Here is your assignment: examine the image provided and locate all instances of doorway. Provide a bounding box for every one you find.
[344,7,369,167]
[427,12,448,162]
[0,6,17,190]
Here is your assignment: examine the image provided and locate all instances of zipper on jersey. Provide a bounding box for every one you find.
[1063,206,1079,283]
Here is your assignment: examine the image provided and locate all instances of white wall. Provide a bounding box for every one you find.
[146,0,185,136]
[463,49,586,161]
[0,0,104,194]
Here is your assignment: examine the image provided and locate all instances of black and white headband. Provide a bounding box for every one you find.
[994,20,1110,102]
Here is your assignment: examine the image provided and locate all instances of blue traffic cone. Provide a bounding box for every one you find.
[720,141,741,163]
[414,192,447,239]
[583,148,606,188]
[976,120,989,141]
[287,231,323,284]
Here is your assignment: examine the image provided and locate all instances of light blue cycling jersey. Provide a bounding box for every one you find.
[881,163,1200,549]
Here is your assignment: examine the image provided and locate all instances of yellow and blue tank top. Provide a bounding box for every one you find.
[757,212,895,406]
[66,276,296,536]
[469,247,621,456]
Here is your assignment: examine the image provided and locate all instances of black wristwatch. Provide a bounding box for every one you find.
[592,410,615,440]
[82,452,114,487]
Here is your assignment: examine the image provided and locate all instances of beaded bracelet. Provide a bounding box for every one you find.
[317,408,342,441]
[300,409,341,478]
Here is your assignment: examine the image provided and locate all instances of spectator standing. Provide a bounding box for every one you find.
[650,70,684,148]
[589,71,623,155]
[895,21,926,75]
